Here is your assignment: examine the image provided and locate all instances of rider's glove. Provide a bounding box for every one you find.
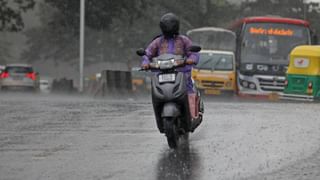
[185,59,195,65]
[141,64,150,70]
[175,60,185,66]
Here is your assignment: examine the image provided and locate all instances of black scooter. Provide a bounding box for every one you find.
[137,46,203,149]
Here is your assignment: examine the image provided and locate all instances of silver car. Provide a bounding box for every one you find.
[0,64,39,91]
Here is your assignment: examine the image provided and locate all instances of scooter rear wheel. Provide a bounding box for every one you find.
[164,117,179,149]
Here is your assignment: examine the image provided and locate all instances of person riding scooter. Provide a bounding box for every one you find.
[141,13,199,93]
[141,13,203,134]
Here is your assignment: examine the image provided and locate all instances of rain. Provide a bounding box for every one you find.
[1,0,320,179]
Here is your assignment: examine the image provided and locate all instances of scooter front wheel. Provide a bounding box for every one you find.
[163,117,179,149]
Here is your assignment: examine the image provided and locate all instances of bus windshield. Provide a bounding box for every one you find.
[241,23,310,64]
[187,28,236,52]
[195,52,234,71]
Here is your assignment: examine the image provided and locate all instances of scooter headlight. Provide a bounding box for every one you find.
[158,59,175,69]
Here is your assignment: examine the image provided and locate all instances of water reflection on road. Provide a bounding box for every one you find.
[156,142,202,180]
[1,94,320,179]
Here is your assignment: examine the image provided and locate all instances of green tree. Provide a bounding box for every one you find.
[0,36,10,64]
[0,0,35,63]
[23,0,238,66]
[23,0,153,65]
[23,2,79,65]
[0,0,35,32]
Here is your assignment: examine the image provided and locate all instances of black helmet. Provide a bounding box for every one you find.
[159,13,180,38]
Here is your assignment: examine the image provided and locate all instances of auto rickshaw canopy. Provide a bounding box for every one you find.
[288,45,320,76]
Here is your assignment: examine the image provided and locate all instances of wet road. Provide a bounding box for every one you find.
[0,94,320,180]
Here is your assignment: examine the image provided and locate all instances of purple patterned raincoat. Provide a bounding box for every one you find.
[142,35,199,93]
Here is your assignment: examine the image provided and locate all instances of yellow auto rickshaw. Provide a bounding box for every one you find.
[282,45,320,101]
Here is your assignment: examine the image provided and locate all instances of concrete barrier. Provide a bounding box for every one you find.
[89,70,132,97]
[106,70,132,93]
[51,78,75,94]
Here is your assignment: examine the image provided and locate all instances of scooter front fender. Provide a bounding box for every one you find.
[161,102,181,118]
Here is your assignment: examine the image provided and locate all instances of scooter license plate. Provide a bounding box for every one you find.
[159,74,175,83]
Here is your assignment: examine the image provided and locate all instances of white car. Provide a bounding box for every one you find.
[39,79,51,93]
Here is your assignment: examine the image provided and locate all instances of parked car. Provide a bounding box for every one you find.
[0,65,4,74]
[0,64,39,92]
[39,79,51,93]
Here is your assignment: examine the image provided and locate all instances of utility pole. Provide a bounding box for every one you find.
[303,0,307,20]
[79,0,85,92]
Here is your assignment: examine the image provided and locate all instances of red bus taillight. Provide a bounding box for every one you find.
[0,72,9,79]
[26,72,36,80]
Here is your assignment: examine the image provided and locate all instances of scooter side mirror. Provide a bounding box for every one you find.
[187,45,201,52]
[136,48,146,56]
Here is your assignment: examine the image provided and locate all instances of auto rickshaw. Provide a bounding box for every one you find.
[282,45,320,101]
